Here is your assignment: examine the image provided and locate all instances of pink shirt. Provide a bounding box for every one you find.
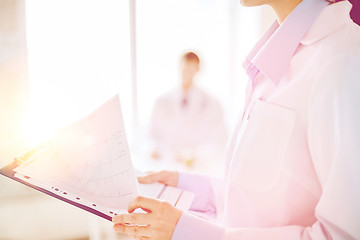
[172,0,360,239]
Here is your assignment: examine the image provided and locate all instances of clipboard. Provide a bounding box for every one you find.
[0,158,195,222]
[0,160,113,221]
[0,140,132,221]
[0,95,194,222]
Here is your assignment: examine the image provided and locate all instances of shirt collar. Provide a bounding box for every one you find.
[243,0,329,85]
[301,0,353,45]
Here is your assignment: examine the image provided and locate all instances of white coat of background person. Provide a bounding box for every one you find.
[149,52,227,172]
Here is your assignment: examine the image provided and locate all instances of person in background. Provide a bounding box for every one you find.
[149,52,227,172]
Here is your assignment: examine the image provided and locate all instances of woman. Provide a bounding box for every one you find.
[113,0,360,239]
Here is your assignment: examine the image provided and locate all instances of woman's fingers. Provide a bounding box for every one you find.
[113,196,182,240]
[113,224,152,238]
[137,171,179,187]
[112,213,153,225]
[137,172,164,184]
[128,196,160,213]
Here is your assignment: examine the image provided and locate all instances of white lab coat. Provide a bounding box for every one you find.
[150,86,227,170]
[172,1,360,240]
[220,1,360,238]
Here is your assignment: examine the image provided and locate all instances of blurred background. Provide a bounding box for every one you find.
[0,0,299,239]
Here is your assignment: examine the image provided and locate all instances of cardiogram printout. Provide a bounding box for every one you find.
[14,95,138,210]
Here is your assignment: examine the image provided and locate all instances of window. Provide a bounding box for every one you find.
[25,0,134,146]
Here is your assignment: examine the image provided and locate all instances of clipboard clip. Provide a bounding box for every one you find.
[14,143,50,165]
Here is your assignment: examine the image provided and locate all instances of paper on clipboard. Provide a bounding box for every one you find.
[14,95,138,212]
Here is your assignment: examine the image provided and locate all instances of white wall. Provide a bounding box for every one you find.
[136,0,273,137]
[0,0,28,166]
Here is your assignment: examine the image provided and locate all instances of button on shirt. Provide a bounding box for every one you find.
[171,0,360,239]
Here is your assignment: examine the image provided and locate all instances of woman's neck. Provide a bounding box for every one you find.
[268,0,303,24]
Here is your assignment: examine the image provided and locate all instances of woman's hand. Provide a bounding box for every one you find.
[112,196,182,240]
[137,171,179,187]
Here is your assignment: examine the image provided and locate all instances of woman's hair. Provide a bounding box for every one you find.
[326,0,359,7]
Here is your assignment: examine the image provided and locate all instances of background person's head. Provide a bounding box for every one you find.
[180,52,200,91]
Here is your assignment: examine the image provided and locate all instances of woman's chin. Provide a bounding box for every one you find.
[240,0,267,7]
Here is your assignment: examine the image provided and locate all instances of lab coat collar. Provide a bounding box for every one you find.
[243,0,329,85]
[300,1,353,45]
[175,85,198,98]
